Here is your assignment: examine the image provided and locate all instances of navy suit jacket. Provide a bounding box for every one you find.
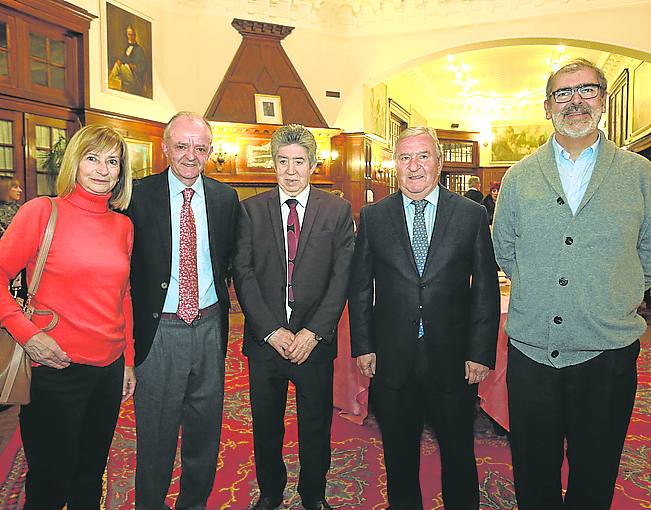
[127,169,239,366]
[349,186,500,391]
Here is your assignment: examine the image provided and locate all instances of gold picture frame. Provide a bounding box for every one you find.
[125,138,152,180]
[254,94,283,125]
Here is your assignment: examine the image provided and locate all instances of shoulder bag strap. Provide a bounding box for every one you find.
[26,197,58,299]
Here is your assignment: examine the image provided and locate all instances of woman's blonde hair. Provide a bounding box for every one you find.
[56,125,132,210]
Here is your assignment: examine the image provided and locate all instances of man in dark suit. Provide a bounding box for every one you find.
[127,112,239,510]
[463,176,484,203]
[349,127,500,510]
[233,124,354,510]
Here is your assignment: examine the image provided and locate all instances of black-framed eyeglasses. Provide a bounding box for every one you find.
[549,83,603,103]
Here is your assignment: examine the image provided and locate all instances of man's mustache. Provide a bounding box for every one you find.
[561,104,591,115]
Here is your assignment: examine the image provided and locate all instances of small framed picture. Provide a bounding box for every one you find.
[254,94,283,125]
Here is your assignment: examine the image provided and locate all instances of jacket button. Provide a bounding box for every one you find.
[161,282,168,289]
[553,316,563,324]
[551,350,559,358]
[419,305,423,309]
[565,237,573,245]
[557,197,565,205]
[153,312,159,319]
[558,277,568,286]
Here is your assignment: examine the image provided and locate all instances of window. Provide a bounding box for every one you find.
[35,124,66,196]
[442,142,474,164]
[29,32,66,90]
[0,119,14,172]
[0,22,8,77]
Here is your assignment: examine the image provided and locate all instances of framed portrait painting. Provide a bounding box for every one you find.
[106,2,153,99]
[254,94,283,125]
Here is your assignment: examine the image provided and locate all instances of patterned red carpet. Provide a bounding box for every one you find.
[0,311,649,509]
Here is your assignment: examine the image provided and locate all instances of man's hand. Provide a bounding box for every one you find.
[465,360,489,384]
[286,328,319,365]
[356,353,376,378]
[122,366,136,403]
[23,332,71,369]
[268,328,295,359]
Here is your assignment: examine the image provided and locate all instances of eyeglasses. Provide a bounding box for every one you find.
[549,83,602,103]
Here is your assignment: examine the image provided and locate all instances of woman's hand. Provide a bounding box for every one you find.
[122,366,136,403]
[23,332,71,369]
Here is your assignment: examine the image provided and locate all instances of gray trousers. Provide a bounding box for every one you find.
[134,310,225,510]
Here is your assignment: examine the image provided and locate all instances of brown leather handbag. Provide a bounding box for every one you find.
[0,198,59,405]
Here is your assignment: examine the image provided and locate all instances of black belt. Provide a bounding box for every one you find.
[160,302,220,321]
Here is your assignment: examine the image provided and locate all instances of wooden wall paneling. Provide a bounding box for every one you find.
[478,166,509,193]
[206,19,328,128]
[85,109,167,174]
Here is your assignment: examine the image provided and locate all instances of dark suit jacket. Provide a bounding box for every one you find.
[127,169,240,366]
[349,186,500,391]
[233,186,354,363]
[463,188,484,204]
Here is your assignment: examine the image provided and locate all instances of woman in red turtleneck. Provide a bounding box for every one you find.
[0,125,135,509]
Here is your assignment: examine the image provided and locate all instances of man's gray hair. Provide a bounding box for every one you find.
[545,58,608,98]
[271,124,318,168]
[393,126,443,161]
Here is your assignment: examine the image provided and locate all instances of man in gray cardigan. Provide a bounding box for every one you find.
[493,58,651,510]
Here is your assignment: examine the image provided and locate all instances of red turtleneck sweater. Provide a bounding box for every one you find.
[0,184,134,366]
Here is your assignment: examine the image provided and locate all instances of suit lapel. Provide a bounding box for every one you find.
[295,187,321,265]
[535,139,567,201]
[266,188,286,265]
[153,170,172,273]
[423,186,456,276]
[387,192,419,275]
[574,134,615,215]
[203,176,226,267]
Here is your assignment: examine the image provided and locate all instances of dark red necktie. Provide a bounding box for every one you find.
[286,199,300,305]
[178,188,198,325]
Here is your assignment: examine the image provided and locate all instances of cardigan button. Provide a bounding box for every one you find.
[557,197,565,205]
[153,312,159,319]
[551,350,559,358]
[565,237,573,245]
[558,277,568,286]
[161,282,168,289]
[553,316,563,324]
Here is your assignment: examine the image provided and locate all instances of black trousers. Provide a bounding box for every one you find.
[372,341,479,510]
[248,355,334,505]
[20,356,124,510]
[507,341,639,510]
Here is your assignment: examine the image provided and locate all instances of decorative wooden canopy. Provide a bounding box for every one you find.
[205,19,328,128]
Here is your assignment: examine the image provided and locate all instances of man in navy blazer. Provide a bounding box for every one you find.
[233,124,354,510]
[128,112,239,510]
[349,127,500,510]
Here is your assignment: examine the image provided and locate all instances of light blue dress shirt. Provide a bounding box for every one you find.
[402,186,440,243]
[162,171,217,313]
[552,134,600,215]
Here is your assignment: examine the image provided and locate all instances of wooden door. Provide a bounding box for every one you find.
[24,113,71,199]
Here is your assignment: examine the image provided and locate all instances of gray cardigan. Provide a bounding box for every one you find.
[493,133,651,367]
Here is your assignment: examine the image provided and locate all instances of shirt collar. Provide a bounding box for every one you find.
[552,132,601,162]
[401,185,440,210]
[279,184,311,208]
[168,168,204,198]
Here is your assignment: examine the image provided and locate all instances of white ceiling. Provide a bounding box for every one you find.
[386,45,615,128]
[185,0,646,36]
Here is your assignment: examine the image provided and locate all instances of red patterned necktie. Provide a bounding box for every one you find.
[286,199,300,306]
[178,188,199,325]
